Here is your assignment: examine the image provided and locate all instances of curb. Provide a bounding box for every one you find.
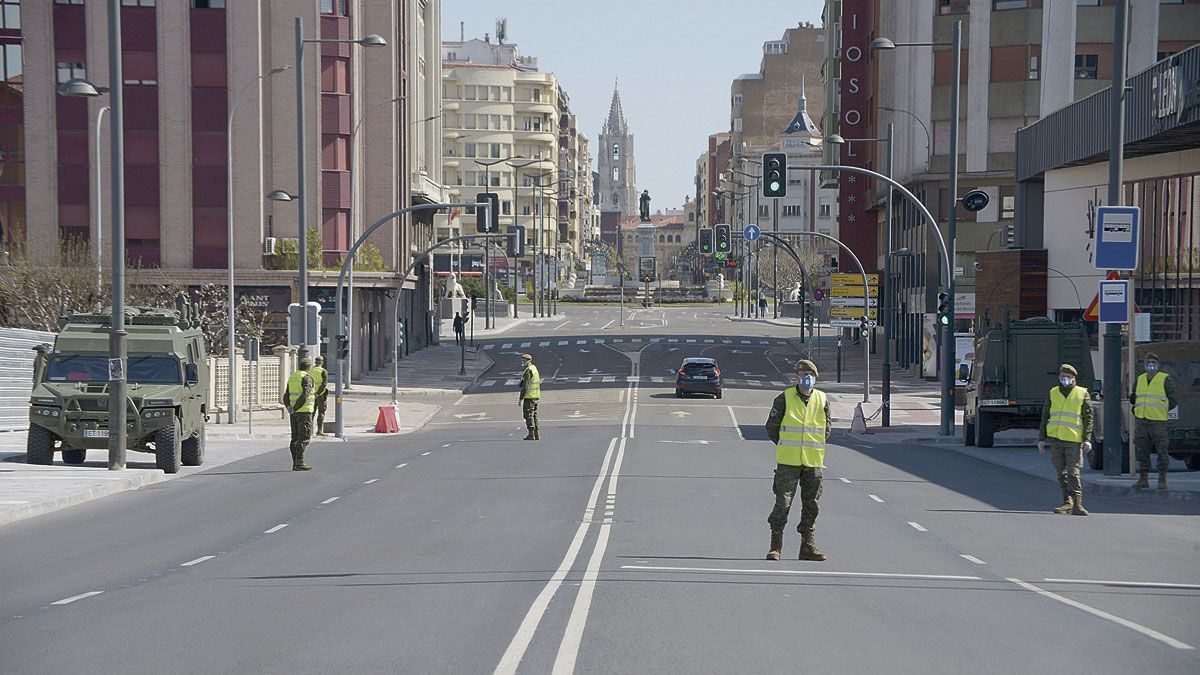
[0,469,167,526]
[466,349,496,391]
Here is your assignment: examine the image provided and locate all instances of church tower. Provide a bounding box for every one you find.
[597,85,637,218]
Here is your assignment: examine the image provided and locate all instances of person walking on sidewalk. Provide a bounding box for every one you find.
[1130,352,1177,490]
[758,295,768,318]
[1038,364,1092,515]
[283,357,315,471]
[519,353,541,441]
[310,356,329,437]
[764,359,832,561]
[453,312,467,345]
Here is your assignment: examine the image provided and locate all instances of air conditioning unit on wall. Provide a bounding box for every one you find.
[263,237,277,255]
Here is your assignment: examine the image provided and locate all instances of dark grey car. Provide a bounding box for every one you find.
[675,357,722,398]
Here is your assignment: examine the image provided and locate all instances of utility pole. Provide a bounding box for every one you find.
[1102,0,1129,476]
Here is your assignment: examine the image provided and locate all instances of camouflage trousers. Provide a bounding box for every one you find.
[1048,439,1083,498]
[313,394,328,437]
[1134,422,1171,471]
[289,412,312,462]
[768,464,823,533]
[522,399,539,429]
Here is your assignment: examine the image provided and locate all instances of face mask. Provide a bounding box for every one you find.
[800,374,816,389]
[1146,363,1158,373]
[522,361,531,368]
[1060,376,1075,388]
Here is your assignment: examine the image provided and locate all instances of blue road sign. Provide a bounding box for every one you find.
[743,224,761,241]
[1095,206,1140,271]
[1097,279,1129,323]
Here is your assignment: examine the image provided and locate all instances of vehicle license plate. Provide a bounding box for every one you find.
[83,429,109,438]
[979,399,1009,407]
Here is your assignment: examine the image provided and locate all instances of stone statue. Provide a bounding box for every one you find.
[716,273,725,290]
[639,190,651,221]
[445,272,467,299]
[788,282,803,302]
[491,280,505,301]
[565,272,578,290]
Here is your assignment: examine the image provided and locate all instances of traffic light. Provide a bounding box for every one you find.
[830,256,839,270]
[936,292,952,327]
[475,192,499,233]
[805,302,815,324]
[859,317,869,338]
[336,334,349,361]
[698,228,714,254]
[714,224,731,253]
[762,152,787,198]
[507,225,526,257]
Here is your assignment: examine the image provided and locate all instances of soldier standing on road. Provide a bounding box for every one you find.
[519,353,541,441]
[1131,352,1177,490]
[310,356,329,437]
[283,357,315,471]
[764,359,832,561]
[1038,364,1093,515]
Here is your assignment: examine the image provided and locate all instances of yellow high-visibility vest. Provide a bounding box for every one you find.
[1047,386,1087,442]
[776,387,827,467]
[1134,372,1169,421]
[286,371,314,413]
[310,366,328,396]
[521,364,541,400]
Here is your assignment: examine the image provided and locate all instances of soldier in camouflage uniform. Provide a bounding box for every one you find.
[519,353,541,441]
[283,357,315,471]
[310,356,329,437]
[1038,364,1092,515]
[1130,352,1178,490]
[764,359,832,561]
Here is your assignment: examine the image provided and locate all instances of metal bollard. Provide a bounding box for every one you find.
[836,339,843,383]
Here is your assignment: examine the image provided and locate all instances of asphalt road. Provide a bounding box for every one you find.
[1,305,1196,674]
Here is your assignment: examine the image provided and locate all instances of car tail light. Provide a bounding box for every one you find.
[678,369,686,378]
[713,368,721,377]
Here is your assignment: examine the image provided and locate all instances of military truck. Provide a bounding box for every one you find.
[26,300,210,473]
[962,315,1094,448]
[1090,340,1200,471]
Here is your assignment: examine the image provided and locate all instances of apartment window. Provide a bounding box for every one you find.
[993,0,1027,9]
[503,86,513,102]
[319,0,348,15]
[491,114,501,130]
[490,143,502,159]
[938,0,969,14]
[1074,54,1098,79]
[462,114,476,129]
[490,85,500,102]
[443,83,457,99]
[818,197,832,219]
[733,118,743,132]
[733,94,743,107]
[122,0,156,6]
[758,204,769,218]
[1029,52,1040,80]
[782,205,803,218]
[0,0,17,29]
[1,43,20,81]
[462,85,476,100]
[490,175,500,187]
[191,0,225,7]
[532,87,541,102]
[56,62,86,84]
[502,201,512,216]
[464,143,476,158]
[1076,0,1100,5]
[55,0,85,4]
[764,41,787,55]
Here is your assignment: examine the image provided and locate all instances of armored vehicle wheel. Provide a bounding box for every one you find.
[62,448,86,465]
[26,426,54,465]
[1186,454,1200,471]
[181,421,205,466]
[155,418,182,474]
[963,417,976,446]
[975,411,995,448]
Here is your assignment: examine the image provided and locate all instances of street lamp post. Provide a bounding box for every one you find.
[506,158,540,318]
[93,105,109,300]
[871,20,963,436]
[293,17,385,358]
[474,157,515,329]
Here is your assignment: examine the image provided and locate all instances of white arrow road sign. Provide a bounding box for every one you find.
[731,349,752,354]
[566,410,586,418]
[454,412,489,420]
[669,410,693,418]
[829,297,879,308]
[657,440,712,445]
[739,372,767,378]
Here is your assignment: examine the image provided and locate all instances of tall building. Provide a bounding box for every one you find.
[597,85,637,250]
[6,0,445,377]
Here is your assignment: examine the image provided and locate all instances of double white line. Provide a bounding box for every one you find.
[495,347,643,675]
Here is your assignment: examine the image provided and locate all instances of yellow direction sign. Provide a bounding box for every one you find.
[831,273,880,286]
[829,306,879,319]
[829,285,879,298]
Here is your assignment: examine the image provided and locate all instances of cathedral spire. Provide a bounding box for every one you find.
[605,83,626,135]
[783,74,819,136]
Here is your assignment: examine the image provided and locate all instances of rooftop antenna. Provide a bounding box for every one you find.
[496,17,508,44]
[460,21,464,42]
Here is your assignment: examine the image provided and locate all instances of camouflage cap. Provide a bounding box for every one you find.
[314,356,325,365]
[1058,363,1078,376]
[521,353,533,361]
[795,359,819,376]
[298,357,313,369]
[1144,352,1160,363]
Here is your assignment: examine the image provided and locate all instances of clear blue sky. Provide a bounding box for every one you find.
[442,1,826,211]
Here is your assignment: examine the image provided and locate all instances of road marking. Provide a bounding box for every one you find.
[181,555,215,567]
[364,479,379,485]
[520,342,531,348]
[704,339,714,343]
[907,522,927,532]
[421,451,432,456]
[320,497,340,505]
[502,343,513,349]
[539,341,550,347]
[868,494,884,503]
[558,341,568,346]
[838,477,852,483]
[482,344,495,350]
[651,376,663,383]
[619,566,981,582]
[480,380,498,387]
[1042,578,1200,590]
[1007,577,1194,650]
[395,463,408,469]
[505,379,520,386]
[554,322,570,330]
[602,376,616,383]
[576,340,586,345]
[960,554,986,565]
[578,377,591,383]
[727,406,743,440]
[601,319,615,330]
[494,437,620,675]
[442,443,452,447]
[264,523,289,534]
[52,591,103,605]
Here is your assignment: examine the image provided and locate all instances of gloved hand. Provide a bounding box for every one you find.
[1038,441,1046,454]
[1081,441,1092,453]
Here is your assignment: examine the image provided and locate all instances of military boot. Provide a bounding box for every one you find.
[1158,470,1168,490]
[1052,494,1074,514]
[523,428,535,441]
[533,427,541,441]
[1070,493,1089,516]
[1133,471,1149,490]
[292,453,313,471]
[766,531,783,561]
[797,530,827,561]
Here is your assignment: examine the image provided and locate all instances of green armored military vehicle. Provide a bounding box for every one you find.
[27,300,210,473]
[962,314,1094,448]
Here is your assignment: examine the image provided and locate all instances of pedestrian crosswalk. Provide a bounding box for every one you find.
[475,375,790,388]
[480,337,789,351]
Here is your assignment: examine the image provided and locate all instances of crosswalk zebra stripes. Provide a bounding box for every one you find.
[480,338,788,351]
[475,376,790,388]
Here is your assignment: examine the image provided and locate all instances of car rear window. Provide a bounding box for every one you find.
[683,362,717,374]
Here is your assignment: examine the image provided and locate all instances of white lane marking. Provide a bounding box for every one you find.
[600,319,615,330]
[1042,578,1200,591]
[494,437,621,675]
[838,477,852,484]
[442,443,452,447]
[520,342,531,348]
[576,340,586,345]
[364,479,379,485]
[554,322,570,330]
[539,341,550,347]
[264,523,289,534]
[505,379,520,386]
[557,341,568,346]
[482,344,495,350]
[727,406,743,440]
[181,555,215,567]
[480,380,498,387]
[421,451,432,456]
[868,494,884,503]
[620,565,981,581]
[907,522,927,532]
[1007,577,1194,650]
[651,376,663,383]
[602,376,616,383]
[395,463,408,469]
[52,591,104,605]
[578,377,592,383]
[502,343,513,349]
[960,554,986,565]
[320,497,340,505]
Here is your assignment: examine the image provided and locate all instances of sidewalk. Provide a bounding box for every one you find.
[439,312,538,340]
